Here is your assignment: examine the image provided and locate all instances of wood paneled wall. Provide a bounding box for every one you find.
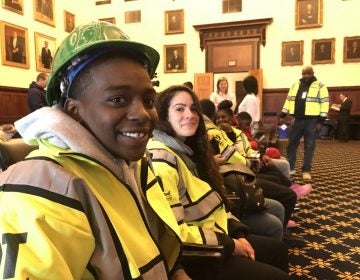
[0,86,28,125]
[1,85,359,127]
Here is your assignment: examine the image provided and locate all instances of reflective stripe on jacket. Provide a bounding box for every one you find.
[282,80,329,117]
[0,139,181,280]
[147,139,228,246]
[233,127,256,157]
[205,119,248,165]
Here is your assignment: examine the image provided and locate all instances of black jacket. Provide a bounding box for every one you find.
[338,98,352,122]
[27,81,48,113]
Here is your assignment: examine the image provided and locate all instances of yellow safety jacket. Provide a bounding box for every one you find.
[282,80,329,117]
[0,139,181,280]
[204,118,248,166]
[232,127,257,158]
[147,139,228,246]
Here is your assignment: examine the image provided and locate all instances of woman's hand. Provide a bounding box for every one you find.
[261,154,273,166]
[233,238,255,260]
[213,154,227,166]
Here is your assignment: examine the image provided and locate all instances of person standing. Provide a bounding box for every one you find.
[27,72,49,113]
[280,65,329,180]
[237,75,261,135]
[41,40,53,69]
[334,93,352,142]
[210,76,236,111]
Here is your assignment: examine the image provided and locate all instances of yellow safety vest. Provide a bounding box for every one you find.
[282,80,329,117]
[147,139,228,245]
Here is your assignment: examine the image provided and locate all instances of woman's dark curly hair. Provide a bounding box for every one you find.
[155,85,229,206]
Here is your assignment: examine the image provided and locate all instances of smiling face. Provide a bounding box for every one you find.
[218,80,228,94]
[167,91,199,140]
[216,109,231,125]
[65,56,157,162]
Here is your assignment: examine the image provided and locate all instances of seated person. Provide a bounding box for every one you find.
[237,110,290,178]
[148,85,290,280]
[0,21,186,279]
[199,99,307,246]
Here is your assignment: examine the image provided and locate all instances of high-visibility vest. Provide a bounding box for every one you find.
[282,80,329,117]
[0,139,181,279]
[147,139,228,246]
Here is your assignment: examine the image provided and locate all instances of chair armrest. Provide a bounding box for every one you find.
[182,242,224,258]
[181,243,224,280]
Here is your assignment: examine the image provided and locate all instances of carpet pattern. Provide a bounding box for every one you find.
[279,140,360,279]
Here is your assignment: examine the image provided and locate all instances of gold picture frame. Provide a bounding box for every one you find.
[95,0,111,5]
[125,10,141,24]
[343,36,360,63]
[2,0,23,15]
[0,21,29,69]
[281,41,304,66]
[34,32,56,72]
[295,0,322,29]
[33,0,55,27]
[312,38,335,65]
[64,11,75,33]
[164,44,186,73]
[164,9,184,35]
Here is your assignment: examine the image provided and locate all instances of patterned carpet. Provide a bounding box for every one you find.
[279,139,360,280]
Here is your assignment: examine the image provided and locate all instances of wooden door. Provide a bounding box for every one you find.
[194,73,213,100]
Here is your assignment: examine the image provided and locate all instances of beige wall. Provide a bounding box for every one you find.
[0,0,359,92]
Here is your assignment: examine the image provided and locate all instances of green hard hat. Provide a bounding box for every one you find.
[46,21,160,106]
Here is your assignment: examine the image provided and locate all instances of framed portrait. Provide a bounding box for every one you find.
[222,0,242,13]
[312,38,335,64]
[99,17,116,24]
[95,0,111,5]
[34,32,56,72]
[343,36,360,63]
[164,9,184,35]
[295,0,322,29]
[64,11,75,33]
[33,0,55,27]
[281,41,304,66]
[2,0,23,15]
[0,21,29,69]
[164,44,186,73]
[125,10,141,24]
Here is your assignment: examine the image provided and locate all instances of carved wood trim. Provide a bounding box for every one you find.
[193,18,273,51]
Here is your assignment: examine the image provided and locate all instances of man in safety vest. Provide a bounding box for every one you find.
[280,65,329,181]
